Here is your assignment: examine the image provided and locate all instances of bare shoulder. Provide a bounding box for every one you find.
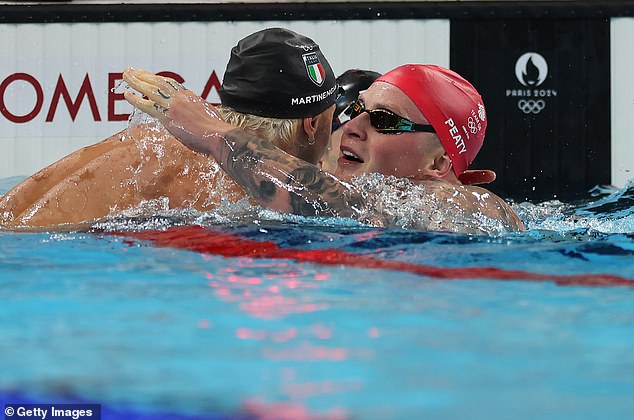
[0,123,238,228]
[459,185,525,231]
[0,128,137,227]
[431,182,525,232]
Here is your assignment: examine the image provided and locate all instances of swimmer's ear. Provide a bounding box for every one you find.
[431,153,453,178]
[303,108,333,139]
[302,117,318,140]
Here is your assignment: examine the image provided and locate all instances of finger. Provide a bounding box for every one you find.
[165,79,184,92]
[132,70,184,95]
[124,91,166,119]
[122,69,157,96]
[124,69,183,107]
[123,71,171,107]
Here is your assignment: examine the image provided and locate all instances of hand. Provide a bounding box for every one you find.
[122,68,190,119]
[123,68,233,156]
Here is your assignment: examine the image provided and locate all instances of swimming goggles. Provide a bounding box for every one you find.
[348,100,436,135]
[332,103,354,132]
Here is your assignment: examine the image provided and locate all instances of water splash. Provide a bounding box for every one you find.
[128,107,159,129]
[513,180,634,235]
[109,109,237,218]
[93,195,364,233]
[94,171,634,237]
[349,173,509,236]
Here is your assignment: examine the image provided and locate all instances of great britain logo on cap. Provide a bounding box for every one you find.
[302,52,325,87]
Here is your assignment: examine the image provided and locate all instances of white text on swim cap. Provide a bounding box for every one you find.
[291,85,338,106]
[444,118,467,154]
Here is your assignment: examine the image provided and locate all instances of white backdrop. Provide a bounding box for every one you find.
[0,20,450,178]
[611,18,634,188]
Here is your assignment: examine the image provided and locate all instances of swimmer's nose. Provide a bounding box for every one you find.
[342,111,369,142]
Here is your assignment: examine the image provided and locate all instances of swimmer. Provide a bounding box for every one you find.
[320,69,382,173]
[0,28,336,228]
[321,68,497,185]
[124,64,525,234]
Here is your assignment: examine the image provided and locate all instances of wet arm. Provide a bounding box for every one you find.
[205,128,362,217]
[122,68,364,217]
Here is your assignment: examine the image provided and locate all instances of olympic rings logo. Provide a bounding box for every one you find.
[518,99,546,114]
[467,117,478,134]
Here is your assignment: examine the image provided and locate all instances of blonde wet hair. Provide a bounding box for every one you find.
[216,106,303,153]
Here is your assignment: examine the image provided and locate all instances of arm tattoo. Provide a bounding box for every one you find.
[218,129,364,217]
[224,139,278,203]
[287,165,358,217]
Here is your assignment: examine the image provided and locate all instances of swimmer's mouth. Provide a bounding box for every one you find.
[342,149,364,163]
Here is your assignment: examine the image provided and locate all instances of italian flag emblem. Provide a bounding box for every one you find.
[303,52,325,86]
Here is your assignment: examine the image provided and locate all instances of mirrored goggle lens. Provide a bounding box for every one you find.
[349,101,402,131]
[368,109,400,130]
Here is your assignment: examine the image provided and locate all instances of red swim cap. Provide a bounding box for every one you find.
[376,64,487,179]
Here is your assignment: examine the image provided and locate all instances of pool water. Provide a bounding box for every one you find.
[1,176,633,419]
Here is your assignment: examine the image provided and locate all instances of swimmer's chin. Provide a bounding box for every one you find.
[332,167,357,183]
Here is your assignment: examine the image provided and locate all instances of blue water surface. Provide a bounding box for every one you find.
[1,177,633,420]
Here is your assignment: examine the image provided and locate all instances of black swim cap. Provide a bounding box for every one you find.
[332,69,381,131]
[219,28,338,119]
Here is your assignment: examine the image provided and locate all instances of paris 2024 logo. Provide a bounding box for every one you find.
[506,52,557,115]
